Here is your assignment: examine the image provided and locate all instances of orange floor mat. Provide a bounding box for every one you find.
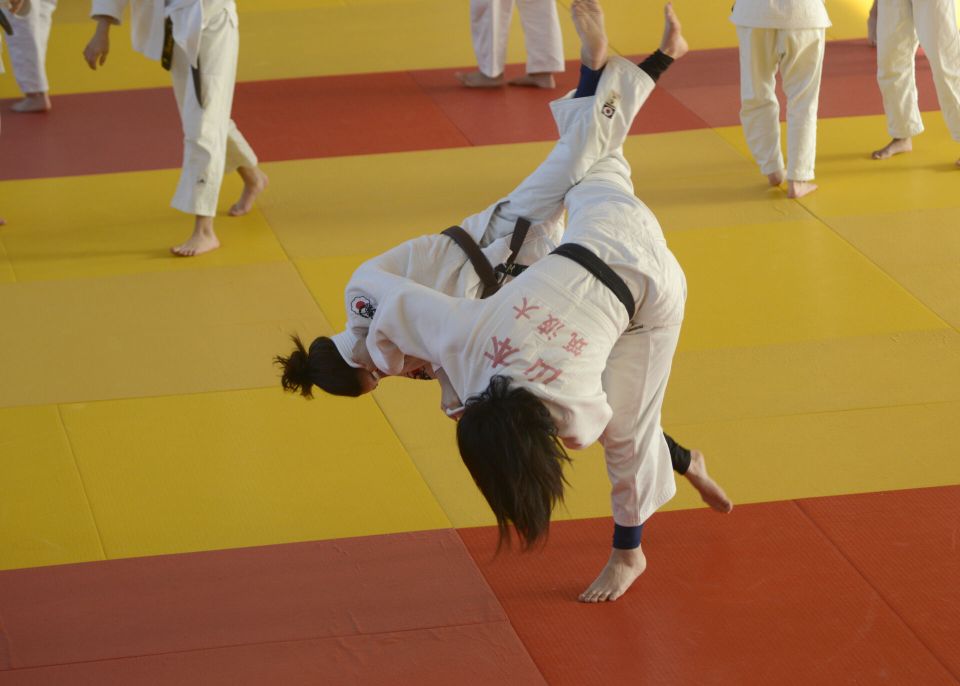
[459,489,960,685]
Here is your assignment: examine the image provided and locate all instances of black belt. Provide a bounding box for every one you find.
[0,10,14,36]
[550,243,635,319]
[161,17,203,106]
[442,217,531,299]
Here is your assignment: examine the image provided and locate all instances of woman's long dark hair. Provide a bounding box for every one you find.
[456,375,571,549]
[274,335,365,398]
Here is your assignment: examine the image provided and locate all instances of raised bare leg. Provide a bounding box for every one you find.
[229,165,268,217]
[171,215,220,257]
[11,92,51,113]
[872,137,912,160]
[684,449,733,513]
[579,546,647,603]
[455,71,505,88]
[660,2,688,59]
[571,0,608,70]
[508,72,557,88]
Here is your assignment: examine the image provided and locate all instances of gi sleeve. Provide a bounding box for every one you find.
[91,0,126,22]
[365,281,464,377]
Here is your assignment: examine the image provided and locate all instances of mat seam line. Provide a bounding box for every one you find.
[54,405,109,561]
[0,617,531,674]
[792,499,960,683]
[794,196,956,333]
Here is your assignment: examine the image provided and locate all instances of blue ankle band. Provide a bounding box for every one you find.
[613,523,644,549]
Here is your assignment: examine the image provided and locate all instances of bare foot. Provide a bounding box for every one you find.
[872,137,912,160]
[787,179,818,198]
[455,71,504,88]
[684,450,733,513]
[660,3,688,59]
[0,217,5,226]
[229,166,268,217]
[571,0,608,70]
[579,547,647,603]
[767,169,785,186]
[171,216,220,257]
[867,1,878,47]
[508,73,556,89]
[11,93,51,113]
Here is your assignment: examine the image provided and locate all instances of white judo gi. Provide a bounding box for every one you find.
[732,0,831,181]
[364,57,681,528]
[876,0,960,142]
[470,0,564,79]
[90,0,258,217]
[2,0,54,94]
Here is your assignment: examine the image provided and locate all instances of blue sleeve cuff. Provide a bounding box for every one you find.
[612,523,644,549]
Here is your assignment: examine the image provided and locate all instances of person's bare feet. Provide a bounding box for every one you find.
[660,2,688,59]
[872,137,912,160]
[579,547,647,602]
[684,449,733,513]
[508,73,556,88]
[11,93,51,113]
[171,216,220,256]
[229,166,268,217]
[787,179,818,198]
[0,217,6,227]
[767,169,785,186]
[456,70,504,88]
[571,0,608,70]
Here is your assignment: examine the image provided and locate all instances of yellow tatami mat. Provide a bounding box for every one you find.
[58,387,450,559]
[0,169,285,282]
[0,405,104,571]
[0,262,327,407]
[1,0,884,98]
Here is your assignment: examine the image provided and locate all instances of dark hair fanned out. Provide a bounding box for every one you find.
[456,375,571,550]
[274,335,364,398]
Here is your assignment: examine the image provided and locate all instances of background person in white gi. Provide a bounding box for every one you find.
[363,1,700,603]
[871,0,960,165]
[456,0,564,88]
[732,0,830,198]
[1,0,29,227]
[82,0,268,256]
[1,0,54,112]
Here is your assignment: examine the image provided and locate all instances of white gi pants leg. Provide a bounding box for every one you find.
[170,3,258,217]
[554,59,682,527]
[489,56,654,238]
[879,0,960,141]
[737,27,825,181]
[469,0,564,78]
[5,0,56,94]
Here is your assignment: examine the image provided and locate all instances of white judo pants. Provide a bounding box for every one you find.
[877,0,960,141]
[736,26,825,181]
[533,57,680,527]
[4,0,56,94]
[170,1,258,217]
[469,0,564,78]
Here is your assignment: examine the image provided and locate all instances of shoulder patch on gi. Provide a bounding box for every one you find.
[350,295,377,319]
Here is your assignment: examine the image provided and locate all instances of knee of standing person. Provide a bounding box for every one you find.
[456,375,572,549]
[274,335,373,398]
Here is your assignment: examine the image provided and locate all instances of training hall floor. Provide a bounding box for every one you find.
[1,1,958,684]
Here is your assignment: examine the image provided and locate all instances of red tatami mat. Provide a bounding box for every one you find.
[1,623,545,686]
[798,485,960,681]
[0,530,516,671]
[459,498,959,686]
[4,41,945,182]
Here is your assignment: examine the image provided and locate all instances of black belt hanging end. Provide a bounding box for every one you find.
[161,18,203,107]
[0,11,14,36]
[161,18,174,70]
